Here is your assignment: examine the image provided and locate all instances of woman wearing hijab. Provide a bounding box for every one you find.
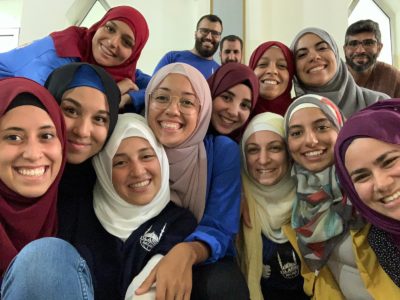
[0,6,149,112]
[290,27,388,118]
[283,94,381,299]
[248,41,295,117]
[207,62,259,142]
[0,78,70,291]
[335,98,400,294]
[139,63,248,299]
[237,112,308,300]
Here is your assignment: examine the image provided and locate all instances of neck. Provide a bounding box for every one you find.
[347,64,375,86]
[190,48,213,60]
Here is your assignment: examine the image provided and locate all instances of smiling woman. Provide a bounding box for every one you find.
[290,27,388,117]
[335,98,400,290]
[0,77,66,278]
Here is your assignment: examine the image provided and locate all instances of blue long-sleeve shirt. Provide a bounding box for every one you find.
[185,134,241,263]
[0,35,149,112]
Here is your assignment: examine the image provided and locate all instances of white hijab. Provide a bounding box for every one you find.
[92,113,170,241]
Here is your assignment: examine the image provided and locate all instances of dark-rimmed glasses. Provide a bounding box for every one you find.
[149,91,200,115]
[346,39,378,49]
[197,28,221,39]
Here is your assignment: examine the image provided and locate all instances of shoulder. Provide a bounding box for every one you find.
[204,134,239,154]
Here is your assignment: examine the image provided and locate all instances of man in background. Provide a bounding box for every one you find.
[153,14,222,78]
[344,19,400,98]
[219,35,243,64]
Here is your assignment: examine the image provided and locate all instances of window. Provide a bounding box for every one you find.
[0,28,19,53]
[349,0,392,64]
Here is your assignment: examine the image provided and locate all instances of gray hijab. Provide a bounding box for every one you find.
[290,27,388,118]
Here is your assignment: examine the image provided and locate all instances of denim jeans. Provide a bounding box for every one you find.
[1,237,94,300]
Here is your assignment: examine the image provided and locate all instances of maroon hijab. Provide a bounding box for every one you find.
[248,41,294,116]
[50,5,149,82]
[207,62,259,141]
[0,78,66,275]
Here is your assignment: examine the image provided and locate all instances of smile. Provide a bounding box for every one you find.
[100,44,116,57]
[261,79,279,85]
[304,150,324,157]
[308,65,326,73]
[381,191,400,204]
[220,115,237,125]
[129,179,151,189]
[160,121,182,130]
[257,168,276,174]
[16,166,46,177]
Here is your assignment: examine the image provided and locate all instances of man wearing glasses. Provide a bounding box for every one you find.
[153,14,222,79]
[344,19,400,98]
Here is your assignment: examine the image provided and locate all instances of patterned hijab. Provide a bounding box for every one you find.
[0,78,66,275]
[290,27,387,118]
[145,63,212,221]
[207,62,259,141]
[93,113,170,241]
[50,6,149,82]
[335,98,400,247]
[284,94,353,272]
[248,41,295,117]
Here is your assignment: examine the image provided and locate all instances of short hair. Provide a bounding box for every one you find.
[220,35,243,50]
[345,19,382,44]
[196,14,223,30]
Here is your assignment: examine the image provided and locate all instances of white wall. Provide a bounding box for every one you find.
[1,0,399,69]
[245,0,348,63]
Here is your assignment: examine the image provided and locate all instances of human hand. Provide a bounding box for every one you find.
[118,78,138,94]
[135,243,198,300]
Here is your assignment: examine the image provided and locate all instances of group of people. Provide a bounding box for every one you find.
[1,4,400,300]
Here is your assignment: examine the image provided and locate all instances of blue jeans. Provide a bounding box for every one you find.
[1,237,94,300]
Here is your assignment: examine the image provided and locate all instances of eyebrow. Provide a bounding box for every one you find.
[289,118,330,129]
[349,150,400,177]
[61,98,110,116]
[295,40,328,55]
[3,125,55,132]
[114,147,155,157]
[157,87,196,97]
[109,21,134,43]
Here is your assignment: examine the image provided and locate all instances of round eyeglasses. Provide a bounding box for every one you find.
[149,91,200,115]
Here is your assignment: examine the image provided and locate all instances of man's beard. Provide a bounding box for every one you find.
[195,37,219,58]
[346,52,378,72]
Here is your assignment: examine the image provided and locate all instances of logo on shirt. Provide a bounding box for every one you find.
[139,223,167,251]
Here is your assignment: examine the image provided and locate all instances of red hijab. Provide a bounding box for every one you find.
[248,41,294,116]
[50,5,149,82]
[0,78,66,276]
[207,63,259,141]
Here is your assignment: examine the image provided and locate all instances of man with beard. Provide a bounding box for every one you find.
[152,14,222,79]
[344,19,400,98]
[219,35,243,64]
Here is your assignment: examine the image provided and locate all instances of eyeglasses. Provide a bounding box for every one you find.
[150,91,200,115]
[346,39,378,49]
[197,28,221,38]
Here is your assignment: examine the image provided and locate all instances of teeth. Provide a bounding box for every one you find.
[17,167,45,177]
[309,66,325,73]
[262,80,278,85]
[305,150,323,157]
[129,180,150,188]
[258,169,274,174]
[382,191,400,204]
[221,116,235,124]
[161,122,180,130]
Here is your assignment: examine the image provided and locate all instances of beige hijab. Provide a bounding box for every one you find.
[145,63,212,221]
[238,112,296,300]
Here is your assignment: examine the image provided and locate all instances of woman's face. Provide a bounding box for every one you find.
[245,130,289,186]
[147,73,200,148]
[211,83,251,135]
[294,33,337,87]
[112,137,161,206]
[92,20,135,67]
[345,138,400,221]
[0,105,62,197]
[254,47,290,100]
[287,107,338,172]
[60,86,109,164]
